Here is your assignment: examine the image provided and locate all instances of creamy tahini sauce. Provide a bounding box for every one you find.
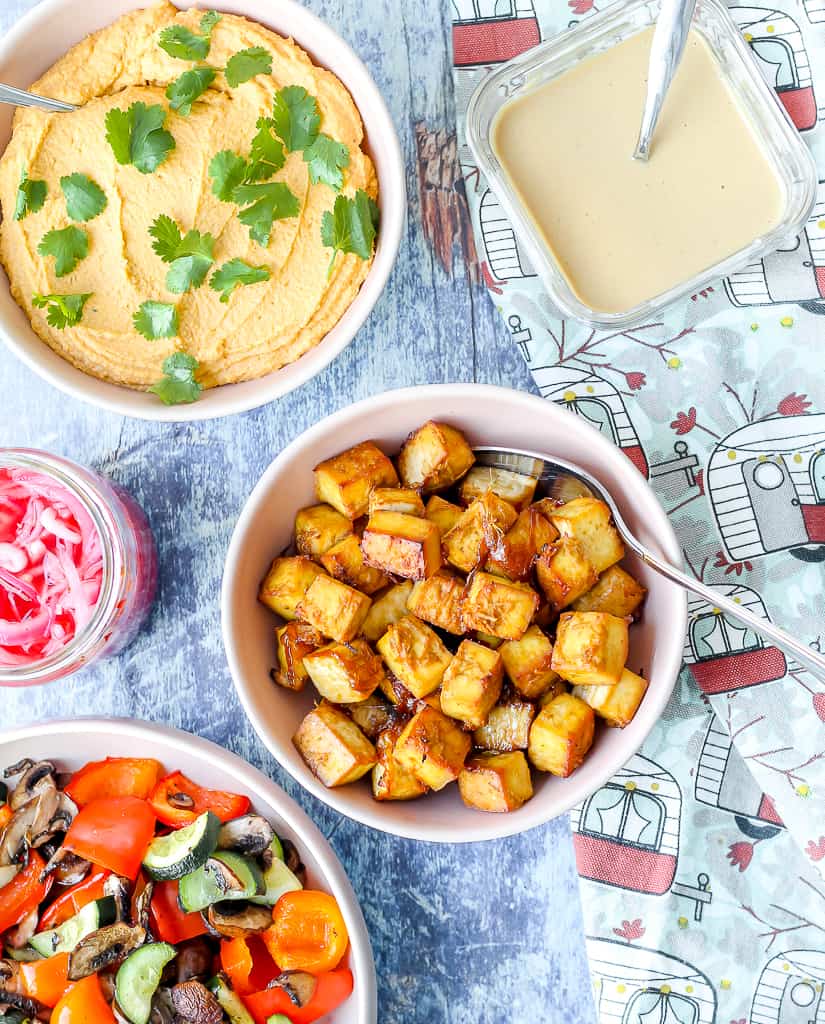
[491,27,784,314]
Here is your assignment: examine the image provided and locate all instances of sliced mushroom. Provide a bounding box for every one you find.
[4,909,39,951]
[38,793,78,842]
[6,761,56,812]
[216,815,275,857]
[0,992,41,1020]
[174,939,213,984]
[131,874,154,933]
[149,988,176,1024]
[204,901,273,938]
[267,971,318,1008]
[202,857,249,899]
[0,960,21,995]
[98,971,116,1003]
[104,875,131,923]
[279,839,307,887]
[170,980,223,1024]
[40,848,91,886]
[67,923,146,981]
[0,805,36,867]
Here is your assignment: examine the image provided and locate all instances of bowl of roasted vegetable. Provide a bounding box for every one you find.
[223,384,687,842]
[0,717,376,1023]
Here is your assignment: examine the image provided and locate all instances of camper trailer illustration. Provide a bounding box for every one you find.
[730,7,817,130]
[750,949,825,1024]
[570,755,681,895]
[724,186,825,311]
[695,715,784,834]
[531,366,650,477]
[682,584,788,695]
[587,937,717,1024]
[477,189,537,286]
[451,0,541,68]
[705,413,825,560]
[802,0,825,25]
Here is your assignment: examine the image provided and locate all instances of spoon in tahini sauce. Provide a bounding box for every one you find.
[633,0,698,160]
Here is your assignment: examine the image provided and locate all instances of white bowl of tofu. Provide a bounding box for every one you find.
[222,384,687,842]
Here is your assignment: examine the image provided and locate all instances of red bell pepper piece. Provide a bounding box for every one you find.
[51,973,117,1024]
[243,969,354,1024]
[38,870,109,931]
[150,879,207,945]
[0,803,11,829]
[220,935,278,995]
[65,757,163,807]
[63,797,156,879]
[0,851,49,932]
[19,951,70,1008]
[149,771,250,828]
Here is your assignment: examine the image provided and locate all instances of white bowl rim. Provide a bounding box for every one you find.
[0,0,405,422]
[0,715,378,1023]
[221,382,688,843]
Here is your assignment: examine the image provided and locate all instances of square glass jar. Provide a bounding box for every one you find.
[465,0,818,328]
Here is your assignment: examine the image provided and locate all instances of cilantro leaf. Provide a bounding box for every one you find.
[321,189,379,274]
[272,85,320,152]
[60,173,107,222]
[209,150,250,201]
[158,11,220,61]
[304,133,349,191]
[105,102,175,174]
[133,300,179,339]
[247,118,285,181]
[149,352,202,405]
[232,182,300,246]
[166,66,216,116]
[37,226,89,277]
[225,46,272,88]
[149,215,215,293]
[32,292,91,329]
[14,171,47,221]
[210,258,270,302]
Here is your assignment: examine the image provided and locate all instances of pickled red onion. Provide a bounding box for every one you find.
[0,468,103,663]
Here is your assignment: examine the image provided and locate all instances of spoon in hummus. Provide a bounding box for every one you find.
[0,84,75,113]
[474,445,825,681]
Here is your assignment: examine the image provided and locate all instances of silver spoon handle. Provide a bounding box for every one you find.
[633,0,697,160]
[617,522,825,679]
[0,84,76,113]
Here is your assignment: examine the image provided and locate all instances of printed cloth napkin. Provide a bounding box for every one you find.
[450,2,825,1020]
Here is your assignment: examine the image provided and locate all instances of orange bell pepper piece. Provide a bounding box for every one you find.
[0,803,12,829]
[262,890,349,974]
[19,952,70,1008]
[52,973,117,1024]
[221,935,277,995]
[65,757,163,807]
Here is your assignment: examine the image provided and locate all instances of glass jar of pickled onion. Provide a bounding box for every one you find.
[0,450,157,686]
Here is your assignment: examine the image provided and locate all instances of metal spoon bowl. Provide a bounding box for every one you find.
[474,445,825,681]
[0,84,75,113]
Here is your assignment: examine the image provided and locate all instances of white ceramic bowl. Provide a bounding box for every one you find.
[0,0,404,421]
[0,717,377,1023]
[222,384,687,842]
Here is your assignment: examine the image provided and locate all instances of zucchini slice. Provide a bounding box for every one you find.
[250,854,302,906]
[115,941,177,1024]
[267,1017,292,1024]
[208,974,256,1024]
[142,810,220,881]
[29,896,117,957]
[178,851,264,914]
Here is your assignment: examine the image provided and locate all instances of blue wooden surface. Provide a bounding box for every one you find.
[0,1,594,1020]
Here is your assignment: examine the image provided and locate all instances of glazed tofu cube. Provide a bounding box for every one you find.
[259,557,327,621]
[406,570,466,634]
[294,504,353,560]
[443,492,518,573]
[293,702,377,787]
[397,421,475,493]
[368,487,425,517]
[320,534,388,594]
[537,678,570,708]
[458,466,538,511]
[372,727,428,801]
[551,611,629,686]
[349,692,395,739]
[273,621,324,691]
[528,693,595,777]
[550,497,625,574]
[362,581,414,642]
[376,614,452,698]
[314,441,399,519]
[531,497,563,521]
[303,638,385,703]
[473,698,535,752]
[394,707,472,790]
[499,624,560,699]
[535,537,598,611]
[461,572,540,641]
[574,667,649,728]
[440,640,504,730]
[360,511,442,580]
[425,495,463,538]
[297,575,372,643]
[458,752,533,812]
[486,507,558,581]
[571,565,647,618]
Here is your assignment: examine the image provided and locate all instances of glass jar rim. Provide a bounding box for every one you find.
[0,448,124,685]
